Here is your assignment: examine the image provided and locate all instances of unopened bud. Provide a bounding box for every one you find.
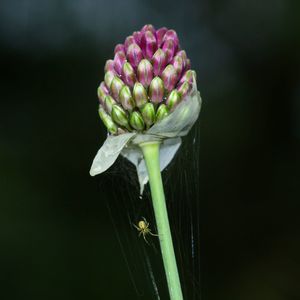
[126,43,143,69]
[119,85,135,111]
[129,111,145,131]
[156,27,168,47]
[104,95,116,114]
[122,62,136,87]
[141,24,156,35]
[110,76,124,101]
[179,70,195,85]
[124,35,135,52]
[156,104,169,122]
[97,82,109,105]
[104,71,115,88]
[104,60,115,73]
[161,64,178,92]
[140,31,157,59]
[149,76,164,104]
[162,30,179,48]
[166,89,181,110]
[152,48,167,76]
[172,55,184,77]
[141,102,156,127]
[137,59,153,88]
[177,81,192,98]
[185,58,191,70]
[133,82,148,108]
[114,51,126,75]
[99,106,118,134]
[111,105,130,129]
[162,39,176,63]
[114,44,125,55]
[133,31,142,45]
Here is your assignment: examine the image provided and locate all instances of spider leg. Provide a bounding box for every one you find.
[143,234,150,245]
[142,217,149,226]
[133,223,140,230]
[149,231,159,237]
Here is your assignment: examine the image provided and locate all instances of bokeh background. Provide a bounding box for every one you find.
[1,0,300,299]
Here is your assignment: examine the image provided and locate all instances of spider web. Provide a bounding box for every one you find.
[100,119,202,299]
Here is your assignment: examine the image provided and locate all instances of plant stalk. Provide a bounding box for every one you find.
[140,141,183,300]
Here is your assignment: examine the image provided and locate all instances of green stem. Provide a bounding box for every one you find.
[140,141,183,300]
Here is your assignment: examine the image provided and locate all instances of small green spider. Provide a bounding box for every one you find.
[133,217,158,244]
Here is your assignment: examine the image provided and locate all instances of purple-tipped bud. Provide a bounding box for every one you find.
[140,31,157,60]
[162,39,176,63]
[129,111,145,131]
[104,60,116,73]
[163,29,179,47]
[99,106,118,134]
[119,85,135,111]
[141,102,155,127]
[177,81,192,98]
[137,59,153,88]
[104,95,117,114]
[166,89,182,110]
[161,64,178,92]
[141,24,156,34]
[172,55,184,78]
[110,76,124,101]
[133,31,142,45]
[133,82,148,108]
[156,27,168,47]
[104,71,115,88]
[122,62,136,87]
[111,105,130,129]
[149,76,164,104]
[114,51,126,75]
[124,35,135,52]
[179,70,195,85]
[176,50,187,61]
[126,43,143,69]
[156,103,169,122]
[114,44,125,55]
[97,81,109,105]
[152,48,167,76]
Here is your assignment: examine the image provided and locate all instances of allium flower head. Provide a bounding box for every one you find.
[97,24,196,135]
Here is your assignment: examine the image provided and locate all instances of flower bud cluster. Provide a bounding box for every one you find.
[97,24,196,134]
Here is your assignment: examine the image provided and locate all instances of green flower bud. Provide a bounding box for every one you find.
[133,82,148,108]
[111,104,130,129]
[119,85,135,111]
[104,95,117,114]
[166,89,181,110]
[156,104,169,122]
[110,76,124,101]
[104,71,115,88]
[129,111,145,131]
[149,76,164,104]
[141,102,155,127]
[98,106,118,134]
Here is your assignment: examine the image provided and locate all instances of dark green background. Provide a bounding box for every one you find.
[1,0,300,299]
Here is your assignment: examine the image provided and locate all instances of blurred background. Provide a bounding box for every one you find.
[1,0,300,299]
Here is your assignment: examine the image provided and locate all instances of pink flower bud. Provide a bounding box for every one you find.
[177,81,192,98]
[137,59,153,88]
[185,58,191,70]
[163,29,179,47]
[156,27,168,47]
[176,50,187,61]
[149,76,164,104]
[162,39,176,63]
[161,64,178,92]
[179,70,195,86]
[124,35,135,52]
[104,59,116,73]
[152,48,167,76]
[140,31,157,60]
[110,76,124,101]
[133,82,148,108]
[126,43,143,69]
[114,51,127,75]
[133,31,142,45]
[114,44,125,55]
[141,24,156,35]
[171,55,184,78]
[122,62,136,87]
